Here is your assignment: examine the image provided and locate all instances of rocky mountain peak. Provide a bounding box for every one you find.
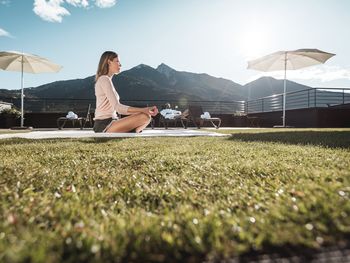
[134,64,153,70]
[156,63,176,78]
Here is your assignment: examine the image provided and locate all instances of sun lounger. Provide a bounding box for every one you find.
[57,104,92,130]
[188,105,221,129]
[159,114,188,129]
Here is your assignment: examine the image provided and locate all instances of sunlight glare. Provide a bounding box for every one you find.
[237,26,272,60]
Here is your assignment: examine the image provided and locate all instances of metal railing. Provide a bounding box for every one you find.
[1,87,349,115]
[0,97,245,115]
[246,88,350,114]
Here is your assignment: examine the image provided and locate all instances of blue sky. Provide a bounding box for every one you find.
[1,0,350,91]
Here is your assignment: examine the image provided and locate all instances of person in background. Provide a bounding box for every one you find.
[93,51,158,133]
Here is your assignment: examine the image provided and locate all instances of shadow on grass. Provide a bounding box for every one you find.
[228,131,350,149]
[235,241,350,263]
[0,137,125,146]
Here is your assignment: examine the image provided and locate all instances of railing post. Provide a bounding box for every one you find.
[281,94,283,111]
[262,98,264,112]
[343,89,345,105]
[314,89,317,108]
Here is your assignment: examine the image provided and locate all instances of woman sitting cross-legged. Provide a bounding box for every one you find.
[93,51,158,133]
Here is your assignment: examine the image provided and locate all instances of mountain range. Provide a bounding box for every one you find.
[0,63,313,102]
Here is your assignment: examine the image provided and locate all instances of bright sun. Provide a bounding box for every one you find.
[237,27,272,59]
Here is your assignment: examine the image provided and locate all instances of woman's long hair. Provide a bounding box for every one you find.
[95,51,118,81]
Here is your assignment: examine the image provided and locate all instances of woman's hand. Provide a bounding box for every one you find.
[148,106,159,116]
[143,106,158,117]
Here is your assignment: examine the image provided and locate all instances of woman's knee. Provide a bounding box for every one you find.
[139,112,151,123]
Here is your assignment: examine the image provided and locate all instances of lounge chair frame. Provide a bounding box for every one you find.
[159,114,188,129]
[188,105,221,129]
[57,104,92,130]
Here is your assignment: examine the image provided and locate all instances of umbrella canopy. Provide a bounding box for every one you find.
[0,51,62,127]
[248,49,335,72]
[247,49,335,127]
[0,51,62,73]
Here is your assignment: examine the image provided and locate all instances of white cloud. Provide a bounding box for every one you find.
[248,66,350,83]
[0,0,11,5]
[33,0,70,23]
[32,0,117,23]
[94,0,116,8]
[296,66,350,82]
[66,0,89,8]
[0,27,11,37]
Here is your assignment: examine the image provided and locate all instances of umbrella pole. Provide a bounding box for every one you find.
[283,52,287,127]
[21,55,24,127]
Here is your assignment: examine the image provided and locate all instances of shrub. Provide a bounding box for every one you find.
[0,107,21,119]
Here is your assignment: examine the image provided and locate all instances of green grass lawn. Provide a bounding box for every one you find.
[0,129,349,262]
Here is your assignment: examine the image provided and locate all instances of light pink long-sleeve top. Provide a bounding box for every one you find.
[94,75,129,120]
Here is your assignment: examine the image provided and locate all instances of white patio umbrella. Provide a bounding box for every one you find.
[247,49,335,127]
[0,51,62,127]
